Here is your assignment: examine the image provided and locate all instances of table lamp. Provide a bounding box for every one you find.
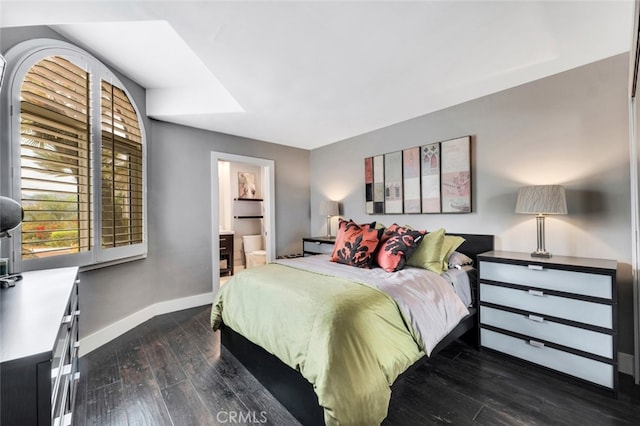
[320,200,339,238]
[515,185,567,258]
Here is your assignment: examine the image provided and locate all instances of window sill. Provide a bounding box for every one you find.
[79,253,147,273]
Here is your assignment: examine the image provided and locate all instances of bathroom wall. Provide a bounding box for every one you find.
[227,162,263,268]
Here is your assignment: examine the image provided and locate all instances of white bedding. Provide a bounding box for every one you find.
[441,265,475,307]
[275,255,469,356]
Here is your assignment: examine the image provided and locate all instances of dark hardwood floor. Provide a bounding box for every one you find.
[74,305,640,425]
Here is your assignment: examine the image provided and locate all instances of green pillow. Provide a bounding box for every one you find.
[406,228,445,273]
[440,235,465,270]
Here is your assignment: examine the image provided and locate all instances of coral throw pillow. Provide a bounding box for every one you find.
[376,223,424,272]
[331,219,382,268]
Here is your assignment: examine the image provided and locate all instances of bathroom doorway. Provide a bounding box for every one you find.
[210,152,275,291]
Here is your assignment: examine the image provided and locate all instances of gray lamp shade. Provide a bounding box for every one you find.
[0,196,23,237]
[319,200,340,217]
[515,185,567,215]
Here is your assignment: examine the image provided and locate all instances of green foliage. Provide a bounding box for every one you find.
[22,193,81,248]
[50,230,79,247]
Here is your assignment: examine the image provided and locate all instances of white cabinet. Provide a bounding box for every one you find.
[478,251,617,396]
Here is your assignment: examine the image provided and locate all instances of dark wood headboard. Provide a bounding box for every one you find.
[448,233,494,264]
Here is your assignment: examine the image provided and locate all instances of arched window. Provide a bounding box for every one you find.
[3,40,147,271]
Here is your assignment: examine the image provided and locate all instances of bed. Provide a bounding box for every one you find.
[211,232,494,425]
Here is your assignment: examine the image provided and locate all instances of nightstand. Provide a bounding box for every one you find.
[477,251,617,397]
[302,236,336,256]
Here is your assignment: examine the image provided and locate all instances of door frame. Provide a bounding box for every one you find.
[210,152,276,291]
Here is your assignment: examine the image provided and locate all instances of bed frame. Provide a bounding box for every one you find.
[220,233,494,426]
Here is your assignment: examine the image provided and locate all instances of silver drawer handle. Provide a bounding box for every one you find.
[528,340,545,348]
[528,265,543,271]
[55,413,73,426]
[528,314,544,323]
[62,310,80,324]
[314,241,320,245]
[528,289,544,297]
[61,363,72,375]
[220,246,227,250]
[51,364,72,379]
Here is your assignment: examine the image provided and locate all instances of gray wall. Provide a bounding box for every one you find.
[2,26,633,356]
[1,27,311,337]
[310,53,634,354]
[80,122,310,336]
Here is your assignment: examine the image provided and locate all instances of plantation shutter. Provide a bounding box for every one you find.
[19,56,91,259]
[101,81,143,248]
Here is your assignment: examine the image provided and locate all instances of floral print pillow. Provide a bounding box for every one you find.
[375,223,424,272]
[330,219,382,268]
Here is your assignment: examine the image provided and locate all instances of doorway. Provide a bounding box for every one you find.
[210,152,275,292]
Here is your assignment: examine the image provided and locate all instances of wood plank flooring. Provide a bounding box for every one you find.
[74,305,640,425]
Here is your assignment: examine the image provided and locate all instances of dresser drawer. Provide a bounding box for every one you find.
[303,240,334,255]
[480,306,613,358]
[479,261,612,299]
[479,283,612,329]
[481,329,614,389]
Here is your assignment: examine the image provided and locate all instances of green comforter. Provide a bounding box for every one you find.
[210,263,424,425]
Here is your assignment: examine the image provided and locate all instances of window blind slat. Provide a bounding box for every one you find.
[30,63,88,94]
[101,80,143,250]
[22,81,88,113]
[19,54,144,262]
[21,107,87,134]
[20,55,92,260]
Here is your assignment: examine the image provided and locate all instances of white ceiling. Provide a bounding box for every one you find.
[0,1,634,150]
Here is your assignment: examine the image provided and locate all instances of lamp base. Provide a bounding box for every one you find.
[531,251,552,258]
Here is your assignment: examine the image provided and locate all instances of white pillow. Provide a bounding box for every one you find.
[447,251,473,269]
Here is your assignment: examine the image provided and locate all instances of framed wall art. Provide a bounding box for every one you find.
[440,136,471,213]
[421,142,441,213]
[364,135,472,215]
[384,151,403,214]
[403,147,421,213]
[364,157,374,214]
[238,172,257,199]
[373,155,385,213]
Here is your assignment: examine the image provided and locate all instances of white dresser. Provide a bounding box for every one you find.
[477,251,617,397]
[302,236,336,256]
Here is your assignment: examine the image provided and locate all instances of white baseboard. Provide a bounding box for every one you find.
[79,292,214,357]
[619,351,635,377]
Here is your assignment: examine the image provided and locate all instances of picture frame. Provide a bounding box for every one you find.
[373,155,385,213]
[364,157,374,214]
[421,142,441,213]
[384,151,403,214]
[364,135,472,215]
[238,172,257,199]
[440,136,471,213]
[402,147,421,213]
